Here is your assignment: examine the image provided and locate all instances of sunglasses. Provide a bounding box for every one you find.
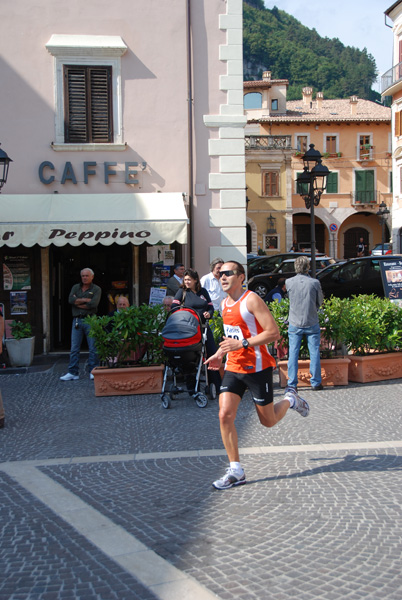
[219,270,238,278]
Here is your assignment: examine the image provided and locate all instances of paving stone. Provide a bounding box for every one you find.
[1,365,402,599]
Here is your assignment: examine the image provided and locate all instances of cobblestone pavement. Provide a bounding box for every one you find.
[0,357,402,599]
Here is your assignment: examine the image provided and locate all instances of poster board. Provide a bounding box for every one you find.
[149,287,167,305]
[379,257,402,307]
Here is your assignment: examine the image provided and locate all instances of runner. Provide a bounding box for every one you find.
[206,260,309,490]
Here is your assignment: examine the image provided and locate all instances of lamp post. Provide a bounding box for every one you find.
[0,144,13,192]
[376,201,390,255]
[296,144,330,277]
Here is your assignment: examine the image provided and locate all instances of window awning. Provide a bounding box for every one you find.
[0,193,188,247]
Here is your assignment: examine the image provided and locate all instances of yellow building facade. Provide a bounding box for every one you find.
[245,74,392,259]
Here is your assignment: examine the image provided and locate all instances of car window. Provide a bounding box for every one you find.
[280,262,296,273]
[331,261,364,282]
[368,260,381,276]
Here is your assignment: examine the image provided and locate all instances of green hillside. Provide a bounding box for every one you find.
[243,1,379,101]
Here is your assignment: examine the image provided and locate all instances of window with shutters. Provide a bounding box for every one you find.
[395,110,402,137]
[325,172,338,194]
[262,171,279,196]
[64,65,113,143]
[45,34,127,150]
[325,135,338,155]
[294,133,309,154]
[355,170,375,203]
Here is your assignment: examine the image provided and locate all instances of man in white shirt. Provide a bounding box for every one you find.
[200,258,227,312]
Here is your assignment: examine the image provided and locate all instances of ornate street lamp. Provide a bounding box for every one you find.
[0,144,13,191]
[296,144,330,277]
[376,201,390,255]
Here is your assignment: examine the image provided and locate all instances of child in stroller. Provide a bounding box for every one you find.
[160,306,214,408]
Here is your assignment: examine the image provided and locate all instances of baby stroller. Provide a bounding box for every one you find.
[160,306,212,409]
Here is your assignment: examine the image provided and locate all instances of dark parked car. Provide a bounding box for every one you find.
[247,252,306,279]
[248,257,336,299]
[317,255,402,299]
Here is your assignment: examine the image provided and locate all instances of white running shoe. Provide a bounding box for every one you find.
[285,388,310,417]
[212,467,246,490]
[89,373,94,380]
[60,373,79,381]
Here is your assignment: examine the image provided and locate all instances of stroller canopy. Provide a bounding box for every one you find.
[162,307,202,347]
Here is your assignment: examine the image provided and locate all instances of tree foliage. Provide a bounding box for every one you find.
[243,2,379,100]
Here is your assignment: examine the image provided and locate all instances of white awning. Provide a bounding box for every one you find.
[0,193,188,247]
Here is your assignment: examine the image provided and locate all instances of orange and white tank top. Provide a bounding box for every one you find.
[222,290,276,374]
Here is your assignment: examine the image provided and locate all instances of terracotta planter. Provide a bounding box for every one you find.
[348,352,402,383]
[278,357,350,388]
[91,364,164,397]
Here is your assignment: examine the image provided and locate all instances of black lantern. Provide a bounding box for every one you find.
[376,201,390,255]
[0,145,13,191]
[296,144,330,277]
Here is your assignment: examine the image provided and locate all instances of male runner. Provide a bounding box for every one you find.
[206,260,309,490]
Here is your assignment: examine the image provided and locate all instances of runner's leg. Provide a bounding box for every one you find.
[218,391,242,462]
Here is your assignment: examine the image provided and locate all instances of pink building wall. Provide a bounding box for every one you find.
[0,0,246,275]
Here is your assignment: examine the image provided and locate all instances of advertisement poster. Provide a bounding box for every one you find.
[10,291,28,315]
[3,256,31,290]
[379,258,402,307]
[149,287,167,305]
[146,245,169,264]
[151,265,171,285]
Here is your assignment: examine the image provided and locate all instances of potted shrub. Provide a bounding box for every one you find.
[343,295,402,383]
[5,321,35,367]
[85,304,166,397]
[270,297,350,388]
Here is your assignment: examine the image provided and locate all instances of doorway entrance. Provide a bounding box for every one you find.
[50,244,132,350]
[343,227,369,259]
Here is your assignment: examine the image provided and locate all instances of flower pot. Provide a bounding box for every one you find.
[5,336,35,367]
[348,352,402,383]
[278,357,350,388]
[91,364,164,397]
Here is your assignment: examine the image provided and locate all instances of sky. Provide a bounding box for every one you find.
[263,0,395,93]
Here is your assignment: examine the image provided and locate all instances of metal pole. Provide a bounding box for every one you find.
[381,217,385,255]
[310,178,316,278]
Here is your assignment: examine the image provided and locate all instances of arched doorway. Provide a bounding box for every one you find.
[344,227,369,258]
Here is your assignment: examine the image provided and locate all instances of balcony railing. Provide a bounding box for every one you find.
[381,62,402,94]
[350,190,379,205]
[357,145,374,161]
[245,135,292,150]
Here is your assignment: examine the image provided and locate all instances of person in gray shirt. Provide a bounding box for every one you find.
[285,255,324,393]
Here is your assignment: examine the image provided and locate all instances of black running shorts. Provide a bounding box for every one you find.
[220,367,273,406]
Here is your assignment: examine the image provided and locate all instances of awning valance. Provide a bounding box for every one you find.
[0,193,188,247]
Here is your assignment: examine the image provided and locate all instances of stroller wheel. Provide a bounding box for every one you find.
[161,394,171,409]
[209,383,217,400]
[195,393,208,408]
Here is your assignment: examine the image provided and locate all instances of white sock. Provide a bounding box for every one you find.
[286,395,295,408]
[230,461,243,473]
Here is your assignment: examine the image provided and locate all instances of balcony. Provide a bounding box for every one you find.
[357,145,374,161]
[381,62,402,95]
[350,190,379,206]
[245,135,292,151]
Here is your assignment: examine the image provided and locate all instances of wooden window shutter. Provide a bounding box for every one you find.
[263,171,279,196]
[64,65,113,143]
[395,111,401,137]
[326,172,338,194]
[90,67,113,142]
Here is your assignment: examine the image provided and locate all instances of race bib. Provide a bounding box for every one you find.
[223,324,244,340]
